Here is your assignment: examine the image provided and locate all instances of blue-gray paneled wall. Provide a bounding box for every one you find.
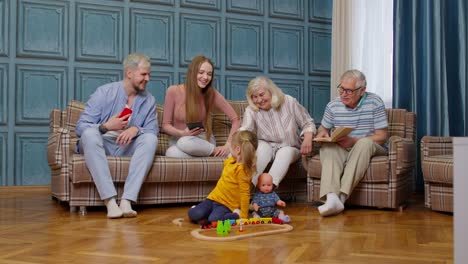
[0,0,332,185]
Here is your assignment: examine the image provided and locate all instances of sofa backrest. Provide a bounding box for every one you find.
[385,109,416,141]
[63,100,249,156]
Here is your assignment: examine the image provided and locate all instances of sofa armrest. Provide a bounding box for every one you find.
[49,109,62,133]
[47,128,71,170]
[388,135,416,180]
[421,136,453,159]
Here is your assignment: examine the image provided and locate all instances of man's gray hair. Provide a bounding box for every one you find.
[123,53,151,70]
[340,69,367,88]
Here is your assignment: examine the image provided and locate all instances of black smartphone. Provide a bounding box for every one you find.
[187,122,204,130]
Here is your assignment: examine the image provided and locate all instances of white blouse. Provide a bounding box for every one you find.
[240,95,316,150]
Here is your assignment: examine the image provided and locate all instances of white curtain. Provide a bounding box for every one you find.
[331,0,394,107]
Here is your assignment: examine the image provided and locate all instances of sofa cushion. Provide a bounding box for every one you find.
[70,154,225,183]
[422,154,453,184]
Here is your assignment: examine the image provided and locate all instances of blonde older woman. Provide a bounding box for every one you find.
[240,76,315,187]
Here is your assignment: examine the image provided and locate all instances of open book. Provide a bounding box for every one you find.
[313,127,354,143]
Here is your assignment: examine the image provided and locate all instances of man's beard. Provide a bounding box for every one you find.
[133,84,145,93]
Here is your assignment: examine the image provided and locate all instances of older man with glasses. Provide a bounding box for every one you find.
[314,69,388,217]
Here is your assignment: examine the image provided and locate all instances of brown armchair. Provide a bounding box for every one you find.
[420,136,453,213]
[302,109,417,210]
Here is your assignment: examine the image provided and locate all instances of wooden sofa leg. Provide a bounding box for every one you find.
[398,204,407,212]
[79,206,87,215]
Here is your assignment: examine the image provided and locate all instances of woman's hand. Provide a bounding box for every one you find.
[212,145,230,157]
[179,127,204,137]
[300,132,314,155]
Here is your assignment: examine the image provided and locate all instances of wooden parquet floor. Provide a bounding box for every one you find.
[0,186,453,264]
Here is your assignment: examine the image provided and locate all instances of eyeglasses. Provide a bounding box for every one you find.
[336,85,363,95]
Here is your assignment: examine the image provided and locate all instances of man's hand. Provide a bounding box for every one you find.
[116,126,139,145]
[336,135,356,149]
[104,114,130,131]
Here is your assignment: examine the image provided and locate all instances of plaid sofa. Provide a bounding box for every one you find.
[420,136,453,213]
[302,109,417,209]
[48,100,308,211]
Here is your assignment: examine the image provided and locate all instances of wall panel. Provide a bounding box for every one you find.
[17,0,68,59]
[269,23,304,74]
[225,75,253,101]
[0,64,6,125]
[16,64,66,125]
[147,71,174,104]
[2,0,332,185]
[180,14,220,67]
[15,133,50,185]
[130,8,174,65]
[309,24,332,75]
[226,0,263,16]
[76,3,123,62]
[270,0,304,21]
[75,67,122,101]
[226,18,263,72]
[0,133,6,185]
[0,0,8,56]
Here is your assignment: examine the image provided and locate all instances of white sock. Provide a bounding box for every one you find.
[318,193,344,217]
[119,199,137,218]
[340,193,348,204]
[233,209,241,216]
[105,198,123,219]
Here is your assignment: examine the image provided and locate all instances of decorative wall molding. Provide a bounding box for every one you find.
[0,133,5,185]
[15,133,50,185]
[226,0,263,16]
[74,67,122,101]
[180,0,221,11]
[17,0,68,59]
[226,18,263,71]
[0,0,8,57]
[16,65,67,125]
[269,23,304,74]
[180,14,220,68]
[130,8,174,66]
[269,0,304,21]
[0,64,7,125]
[309,25,332,75]
[309,0,333,23]
[76,3,123,62]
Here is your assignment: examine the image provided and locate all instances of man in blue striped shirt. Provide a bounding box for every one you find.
[315,70,388,217]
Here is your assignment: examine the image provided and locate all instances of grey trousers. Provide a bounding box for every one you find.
[165,133,216,158]
[319,137,387,199]
[78,127,158,202]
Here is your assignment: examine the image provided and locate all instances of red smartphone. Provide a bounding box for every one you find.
[118,107,132,121]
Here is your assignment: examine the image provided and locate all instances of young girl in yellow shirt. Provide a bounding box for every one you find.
[188,130,258,224]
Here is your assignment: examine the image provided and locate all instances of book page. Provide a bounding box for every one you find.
[313,127,354,143]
